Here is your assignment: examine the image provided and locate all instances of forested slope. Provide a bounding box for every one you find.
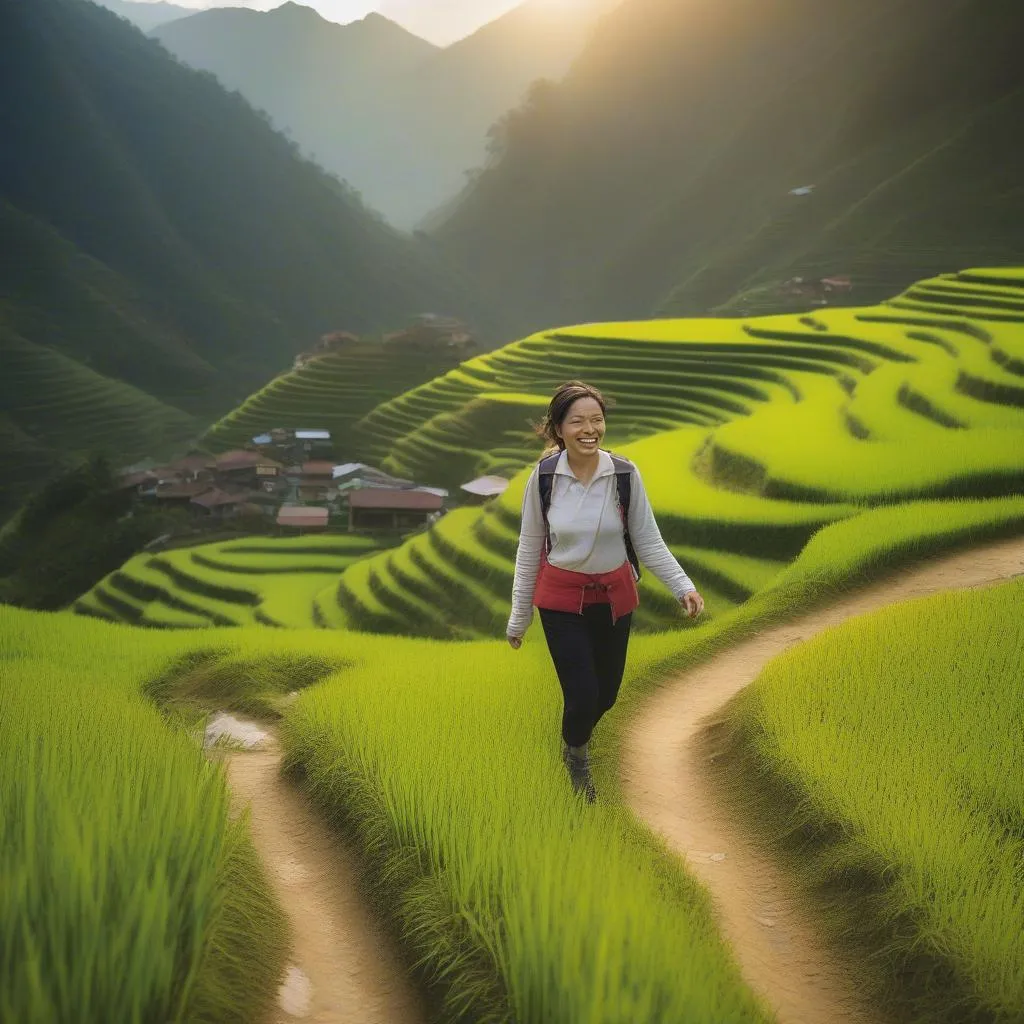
[433,0,1024,334]
[0,0,486,519]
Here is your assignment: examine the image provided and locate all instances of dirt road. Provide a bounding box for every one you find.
[224,732,425,1024]
[621,535,1024,1024]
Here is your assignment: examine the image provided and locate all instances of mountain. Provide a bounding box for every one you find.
[377,0,519,47]
[0,0,490,520]
[430,0,1024,335]
[152,0,619,228]
[93,0,193,32]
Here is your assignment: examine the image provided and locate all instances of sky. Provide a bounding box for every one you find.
[145,0,525,45]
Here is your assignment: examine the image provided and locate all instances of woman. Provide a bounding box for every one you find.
[507,381,704,802]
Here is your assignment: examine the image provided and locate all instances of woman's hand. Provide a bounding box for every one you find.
[507,635,523,649]
[680,591,705,618]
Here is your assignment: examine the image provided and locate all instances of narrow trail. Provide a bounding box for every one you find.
[621,535,1024,1024]
[223,731,425,1024]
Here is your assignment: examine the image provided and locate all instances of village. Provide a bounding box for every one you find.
[116,425,510,537]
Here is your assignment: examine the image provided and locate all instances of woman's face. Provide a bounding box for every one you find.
[557,397,605,459]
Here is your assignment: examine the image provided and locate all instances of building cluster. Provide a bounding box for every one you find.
[779,275,853,304]
[117,427,449,533]
[292,316,476,370]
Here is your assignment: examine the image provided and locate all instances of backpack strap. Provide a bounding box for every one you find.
[608,453,641,580]
[537,452,560,558]
[537,450,641,579]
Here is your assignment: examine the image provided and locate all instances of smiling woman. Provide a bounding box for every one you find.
[506,381,705,802]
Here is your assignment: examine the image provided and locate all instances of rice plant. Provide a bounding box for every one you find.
[725,576,1024,1021]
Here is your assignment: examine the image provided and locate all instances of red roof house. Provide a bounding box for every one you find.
[347,488,443,531]
[277,506,330,530]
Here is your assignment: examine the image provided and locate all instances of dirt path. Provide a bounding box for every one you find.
[621,535,1024,1024]
[223,732,425,1024]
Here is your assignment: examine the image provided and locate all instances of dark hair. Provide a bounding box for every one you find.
[536,380,610,453]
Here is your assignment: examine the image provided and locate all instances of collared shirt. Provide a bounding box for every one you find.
[507,449,696,637]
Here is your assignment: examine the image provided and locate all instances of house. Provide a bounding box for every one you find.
[295,430,332,456]
[297,460,335,502]
[383,314,475,352]
[162,454,216,480]
[821,275,853,293]
[151,480,211,505]
[116,469,160,492]
[215,451,284,487]
[332,463,415,492]
[190,488,259,519]
[460,476,510,498]
[780,275,853,304]
[316,331,360,353]
[277,505,330,532]
[347,488,443,531]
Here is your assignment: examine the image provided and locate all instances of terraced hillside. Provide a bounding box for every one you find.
[332,268,1024,636]
[0,327,198,519]
[201,341,469,457]
[82,268,1024,638]
[74,535,385,630]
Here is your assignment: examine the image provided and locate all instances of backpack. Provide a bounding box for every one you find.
[537,451,641,579]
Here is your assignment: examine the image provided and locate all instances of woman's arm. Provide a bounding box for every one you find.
[507,468,545,638]
[626,466,696,597]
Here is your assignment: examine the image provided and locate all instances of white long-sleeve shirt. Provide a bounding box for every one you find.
[506,449,696,637]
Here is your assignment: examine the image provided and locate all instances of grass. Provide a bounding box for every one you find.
[21,268,1024,1019]
[719,575,1024,1022]
[283,490,1024,1024]
[0,610,287,1023]
[8,488,1024,1022]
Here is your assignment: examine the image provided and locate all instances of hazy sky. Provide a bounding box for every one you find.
[148,0,525,45]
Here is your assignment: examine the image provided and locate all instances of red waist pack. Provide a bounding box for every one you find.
[533,558,639,623]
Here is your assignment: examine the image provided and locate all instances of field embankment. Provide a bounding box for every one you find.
[623,534,1024,1024]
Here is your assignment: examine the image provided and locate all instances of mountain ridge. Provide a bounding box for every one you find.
[152,0,617,227]
[430,0,1024,333]
[0,0,491,519]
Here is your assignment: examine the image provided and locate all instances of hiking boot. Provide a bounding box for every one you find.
[562,745,597,804]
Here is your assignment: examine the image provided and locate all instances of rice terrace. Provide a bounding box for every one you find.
[4,0,1024,1022]
[5,264,1024,1023]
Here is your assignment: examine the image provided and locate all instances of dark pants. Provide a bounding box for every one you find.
[539,605,633,748]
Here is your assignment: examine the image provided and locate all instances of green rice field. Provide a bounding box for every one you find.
[13,266,1024,1020]
[8,488,1024,1021]
[724,575,1024,1023]
[0,611,287,1024]
[78,270,1024,640]
[74,534,385,630]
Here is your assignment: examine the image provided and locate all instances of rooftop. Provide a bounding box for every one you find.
[461,475,510,497]
[302,460,336,476]
[154,481,210,499]
[348,488,443,512]
[277,506,329,528]
[217,450,283,471]
[191,488,252,509]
